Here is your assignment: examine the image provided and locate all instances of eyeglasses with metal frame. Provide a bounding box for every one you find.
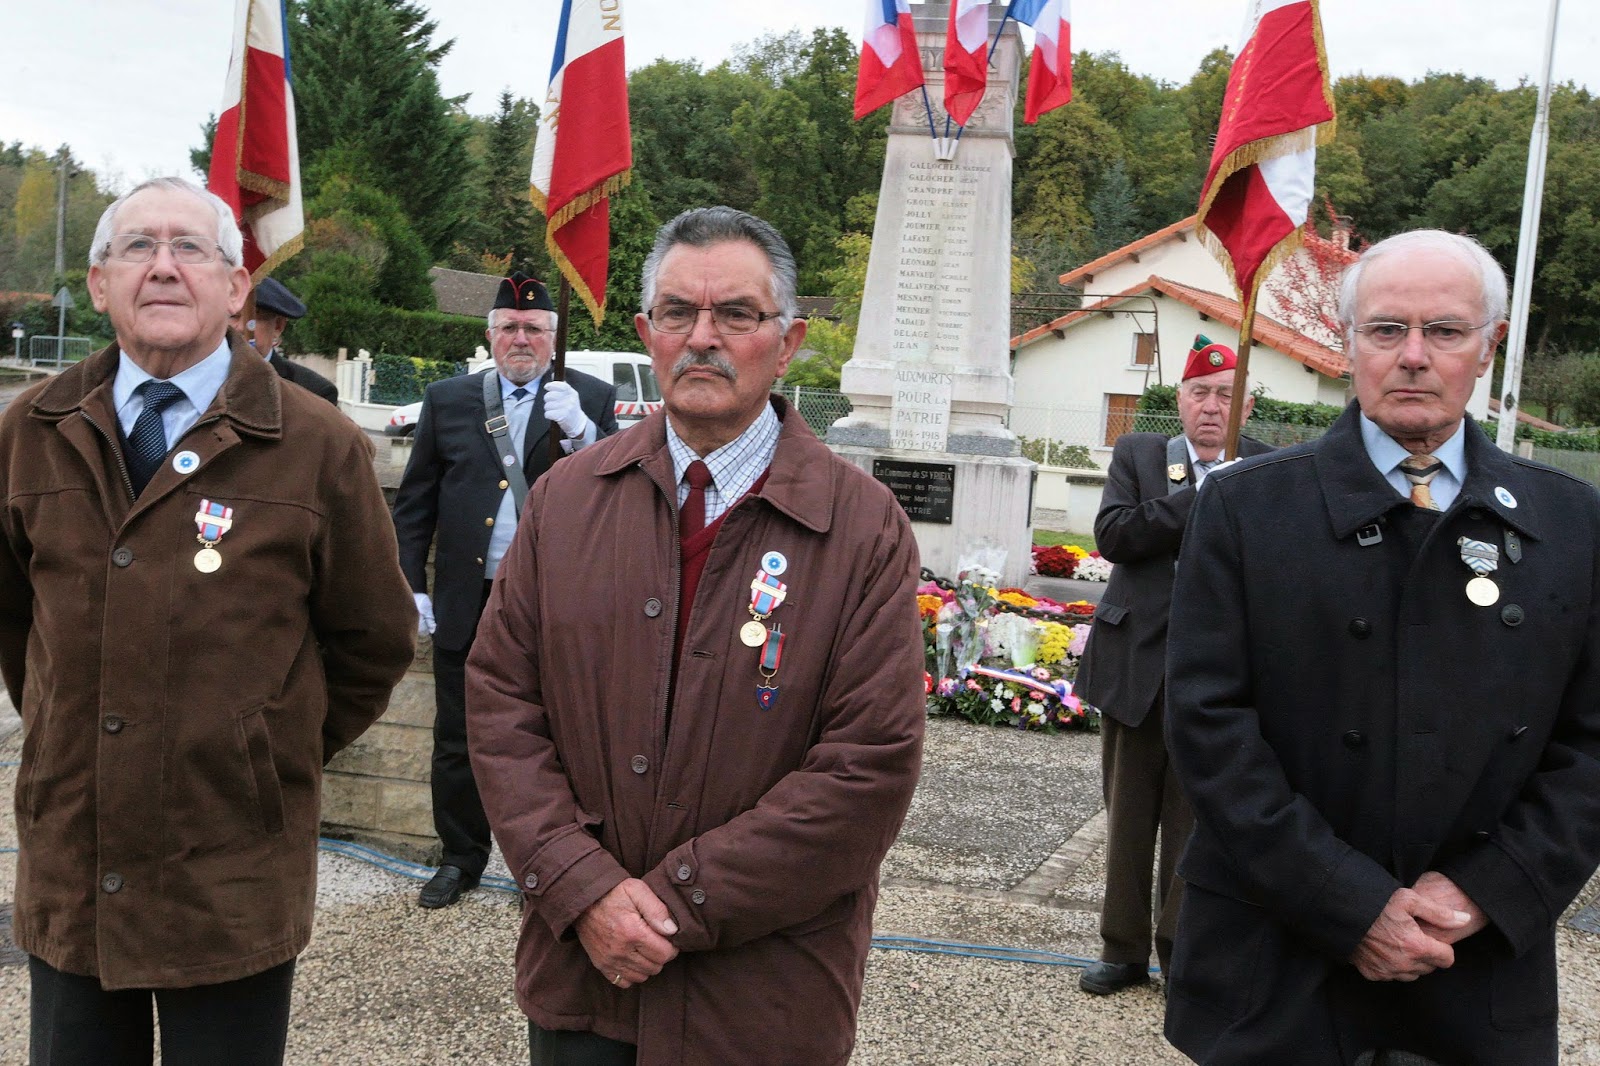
[106,234,225,265]
[493,323,551,338]
[1353,319,1494,354]
[647,303,783,336]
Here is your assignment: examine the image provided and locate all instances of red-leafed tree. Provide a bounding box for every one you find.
[1263,199,1360,350]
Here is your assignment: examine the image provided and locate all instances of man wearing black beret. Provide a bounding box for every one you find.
[391,271,619,908]
[251,277,338,404]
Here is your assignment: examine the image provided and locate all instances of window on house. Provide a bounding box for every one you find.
[1131,332,1156,367]
[1105,393,1140,446]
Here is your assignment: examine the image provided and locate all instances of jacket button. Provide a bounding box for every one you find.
[676,864,692,881]
[1510,725,1529,741]
[484,517,495,527]
[499,479,509,490]
[476,557,484,565]
[103,715,125,734]
[1501,604,1524,626]
[1473,830,1492,842]
[690,888,706,905]
[1347,618,1371,638]
[523,873,538,889]
[1342,730,1366,749]
[643,598,662,618]
[101,873,124,894]
[631,755,649,774]
[112,547,134,567]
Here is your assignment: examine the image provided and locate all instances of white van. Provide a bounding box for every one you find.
[386,350,662,435]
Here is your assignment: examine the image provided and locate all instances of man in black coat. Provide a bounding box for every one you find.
[251,277,338,404]
[392,271,619,908]
[1073,336,1271,996]
[1165,231,1600,1065]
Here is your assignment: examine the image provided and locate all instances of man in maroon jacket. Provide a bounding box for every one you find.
[466,207,926,1066]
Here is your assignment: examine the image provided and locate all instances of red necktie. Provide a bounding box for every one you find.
[681,460,712,539]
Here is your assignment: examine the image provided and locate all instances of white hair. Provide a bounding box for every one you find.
[1338,230,1509,347]
[89,176,244,267]
[487,307,559,331]
[640,206,799,333]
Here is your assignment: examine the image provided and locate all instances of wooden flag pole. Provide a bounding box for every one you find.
[549,278,572,467]
[1223,286,1260,459]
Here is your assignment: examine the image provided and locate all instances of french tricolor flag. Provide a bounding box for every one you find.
[1010,0,1072,124]
[1197,0,1335,298]
[531,0,632,324]
[854,0,924,120]
[944,0,990,127]
[207,0,303,281]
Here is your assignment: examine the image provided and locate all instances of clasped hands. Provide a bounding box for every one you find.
[575,878,679,990]
[1350,871,1488,982]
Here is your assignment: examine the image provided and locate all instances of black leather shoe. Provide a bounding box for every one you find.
[418,865,480,909]
[1078,960,1151,995]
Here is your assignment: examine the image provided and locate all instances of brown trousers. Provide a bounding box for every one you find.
[1098,689,1193,972]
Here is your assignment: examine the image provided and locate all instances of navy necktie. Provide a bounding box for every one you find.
[126,380,185,496]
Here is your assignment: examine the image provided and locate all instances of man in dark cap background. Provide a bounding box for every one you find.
[250,277,338,404]
[1073,334,1271,997]
[391,271,618,908]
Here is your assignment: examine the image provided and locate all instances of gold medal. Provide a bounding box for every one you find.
[1466,576,1499,607]
[194,546,222,573]
[740,620,768,647]
[1167,463,1187,483]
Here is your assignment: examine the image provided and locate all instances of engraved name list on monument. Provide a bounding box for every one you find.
[889,157,990,452]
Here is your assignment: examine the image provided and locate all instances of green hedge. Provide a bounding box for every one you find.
[287,296,485,363]
[371,353,468,405]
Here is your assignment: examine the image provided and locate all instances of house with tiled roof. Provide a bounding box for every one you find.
[1009,218,1495,471]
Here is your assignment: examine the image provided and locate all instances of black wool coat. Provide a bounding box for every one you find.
[1075,431,1271,727]
[1164,403,1600,1065]
[392,366,618,651]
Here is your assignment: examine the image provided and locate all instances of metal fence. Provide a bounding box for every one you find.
[773,385,852,438]
[28,336,94,367]
[1009,403,1334,467]
[1530,447,1600,486]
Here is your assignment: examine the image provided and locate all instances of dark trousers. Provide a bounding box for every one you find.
[29,955,295,1066]
[430,580,495,877]
[529,1022,637,1066]
[1098,689,1193,972]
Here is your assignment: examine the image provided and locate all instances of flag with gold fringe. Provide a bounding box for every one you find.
[530,0,632,325]
[207,0,303,282]
[1196,0,1335,300]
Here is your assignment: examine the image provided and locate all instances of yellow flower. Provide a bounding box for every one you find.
[1064,544,1090,560]
[997,590,1038,609]
[917,594,944,619]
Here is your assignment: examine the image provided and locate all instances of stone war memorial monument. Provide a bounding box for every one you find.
[830,1,1034,587]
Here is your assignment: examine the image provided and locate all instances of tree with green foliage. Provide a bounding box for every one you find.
[287,0,473,259]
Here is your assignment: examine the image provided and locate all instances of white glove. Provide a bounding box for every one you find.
[1198,458,1239,489]
[413,592,437,636]
[543,380,589,438]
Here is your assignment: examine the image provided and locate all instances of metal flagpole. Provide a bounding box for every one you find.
[1496,0,1562,453]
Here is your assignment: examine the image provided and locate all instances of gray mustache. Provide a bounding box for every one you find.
[672,350,737,382]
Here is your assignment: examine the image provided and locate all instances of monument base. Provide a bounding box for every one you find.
[831,444,1035,587]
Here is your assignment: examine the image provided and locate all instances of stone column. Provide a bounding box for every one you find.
[828,1,1034,586]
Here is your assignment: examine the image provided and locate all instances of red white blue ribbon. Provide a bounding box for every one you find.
[750,570,787,617]
[968,664,1078,709]
[194,499,234,543]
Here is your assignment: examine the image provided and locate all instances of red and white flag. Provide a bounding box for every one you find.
[1197,0,1336,299]
[208,0,303,282]
[531,0,632,324]
[943,0,990,127]
[1011,0,1072,124]
[854,0,925,120]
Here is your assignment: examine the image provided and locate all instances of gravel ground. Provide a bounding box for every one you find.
[2,719,1599,1063]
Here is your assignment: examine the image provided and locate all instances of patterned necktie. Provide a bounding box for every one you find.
[126,380,185,496]
[1193,458,1216,484]
[681,460,713,540]
[1399,453,1444,511]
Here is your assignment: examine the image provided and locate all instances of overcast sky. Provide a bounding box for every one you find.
[2,1,1596,189]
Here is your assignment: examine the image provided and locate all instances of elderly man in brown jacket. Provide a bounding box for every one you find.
[0,177,415,1065]
[466,206,926,1066]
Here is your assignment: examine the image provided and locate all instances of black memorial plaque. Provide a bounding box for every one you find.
[873,459,955,525]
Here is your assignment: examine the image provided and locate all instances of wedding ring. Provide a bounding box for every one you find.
[612,973,623,986]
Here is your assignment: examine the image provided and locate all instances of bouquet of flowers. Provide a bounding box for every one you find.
[1031,542,1112,583]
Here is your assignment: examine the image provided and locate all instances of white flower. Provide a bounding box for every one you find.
[990,698,1003,713]
[1075,556,1114,582]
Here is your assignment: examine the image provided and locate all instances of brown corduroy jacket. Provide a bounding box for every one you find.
[0,337,415,989]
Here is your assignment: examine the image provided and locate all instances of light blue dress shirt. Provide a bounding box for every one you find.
[112,340,233,445]
[1359,413,1467,512]
[484,371,601,577]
